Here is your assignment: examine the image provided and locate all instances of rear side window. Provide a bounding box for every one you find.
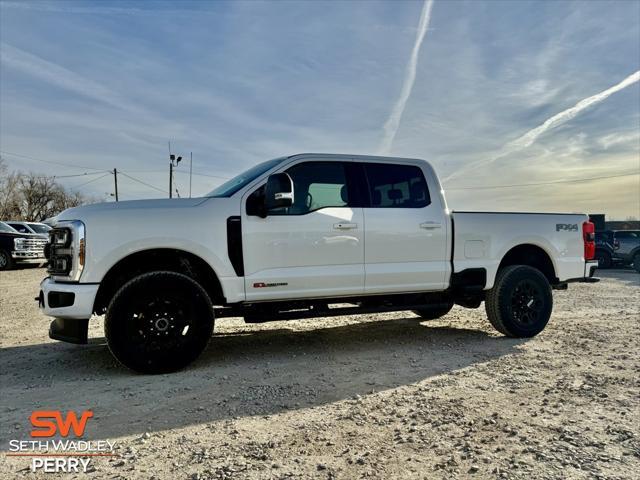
[364,163,430,208]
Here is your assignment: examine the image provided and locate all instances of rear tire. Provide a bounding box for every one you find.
[595,250,612,269]
[413,301,454,320]
[633,253,640,274]
[485,265,553,338]
[105,271,214,374]
[0,249,14,271]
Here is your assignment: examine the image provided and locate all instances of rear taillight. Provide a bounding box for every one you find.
[583,221,595,260]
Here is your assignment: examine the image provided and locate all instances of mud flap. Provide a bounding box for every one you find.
[49,318,89,344]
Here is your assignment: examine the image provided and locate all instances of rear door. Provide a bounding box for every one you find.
[361,162,448,293]
[241,160,365,301]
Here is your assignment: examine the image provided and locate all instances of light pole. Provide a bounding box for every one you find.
[169,154,182,199]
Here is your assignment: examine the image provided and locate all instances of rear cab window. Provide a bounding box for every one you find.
[363,163,430,208]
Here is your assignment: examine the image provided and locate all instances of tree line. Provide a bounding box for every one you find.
[0,158,95,222]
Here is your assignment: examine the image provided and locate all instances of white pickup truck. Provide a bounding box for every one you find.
[39,154,599,373]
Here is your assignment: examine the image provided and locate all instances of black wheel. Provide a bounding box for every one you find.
[595,250,612,269]
[413,301,454,320]
[485,265,553,338]
[105,271,214,374]
[633,253,640,274]
[0,249,14,271]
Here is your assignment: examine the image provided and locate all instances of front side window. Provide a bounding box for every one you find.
[272,161,349,215]
[364,163,430,208]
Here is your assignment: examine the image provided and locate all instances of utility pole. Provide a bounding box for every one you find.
[168,141,172,199]
[189,152,193,198]
[113,168,119,201]
[169,160,173,199]
[168,143,182,199]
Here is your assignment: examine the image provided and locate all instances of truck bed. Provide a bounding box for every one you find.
[451,211,589,289]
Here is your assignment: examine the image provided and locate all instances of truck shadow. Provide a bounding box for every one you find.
[0,316,527,444]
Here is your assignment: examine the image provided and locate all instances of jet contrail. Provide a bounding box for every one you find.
[379,0,434,155]
[444,70,640,182]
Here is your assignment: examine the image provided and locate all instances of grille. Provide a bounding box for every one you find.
[20,238,47,251]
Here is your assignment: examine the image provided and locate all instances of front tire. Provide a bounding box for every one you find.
[633,253,640,274]
[485,265,553,338]
[0,249,14,270]
[105,271,215,374]
[413,301,454,320]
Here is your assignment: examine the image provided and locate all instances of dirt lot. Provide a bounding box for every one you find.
[0,267,638,479]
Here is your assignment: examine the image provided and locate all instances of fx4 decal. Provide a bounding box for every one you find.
[556,223,578,232]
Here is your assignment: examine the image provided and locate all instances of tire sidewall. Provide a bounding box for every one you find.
[105,271,214,374]
[0,250,12,270]
[495,266,553,337]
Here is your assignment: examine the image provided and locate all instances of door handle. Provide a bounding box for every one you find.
[333,223,358,230]
[420,222,442,229]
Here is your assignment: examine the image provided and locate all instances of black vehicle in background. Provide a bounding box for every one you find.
[595,230,640,272]
[0,221,47,270]
[595,230,615,269]
[612,230,640,273]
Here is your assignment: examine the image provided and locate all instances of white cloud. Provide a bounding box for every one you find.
[378,0,434,155]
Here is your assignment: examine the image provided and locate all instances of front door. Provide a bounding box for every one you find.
[241,160,364,301]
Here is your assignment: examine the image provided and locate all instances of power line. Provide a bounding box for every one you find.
[119,171,168,194]
[0,150,107,171]
[174,169,229,180]
[70,173,111,190]
[445,171,639,190]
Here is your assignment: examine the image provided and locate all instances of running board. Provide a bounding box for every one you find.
[215,303,447,323]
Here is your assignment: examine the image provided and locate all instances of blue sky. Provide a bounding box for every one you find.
[1,0,639,217]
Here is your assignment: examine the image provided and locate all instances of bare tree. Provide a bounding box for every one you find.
[0,161,95,221]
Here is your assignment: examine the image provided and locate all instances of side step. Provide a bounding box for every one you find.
[214,292,454,323]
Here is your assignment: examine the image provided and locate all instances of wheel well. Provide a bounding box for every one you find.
[93,249,224,314]
[498,244,557,284]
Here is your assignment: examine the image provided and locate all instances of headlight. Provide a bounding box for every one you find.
[47,220,86,281]
[14,238,26,250]
[51,228,71,247]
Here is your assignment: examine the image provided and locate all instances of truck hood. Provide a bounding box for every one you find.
[55,197,212,223]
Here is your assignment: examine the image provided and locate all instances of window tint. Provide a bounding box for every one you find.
[273,162,349,215]
[8,223,30,233]
[364,163,430,208]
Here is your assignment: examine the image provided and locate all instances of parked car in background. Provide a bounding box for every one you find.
[0,221,47,270]
[5,221,51,238]
[612,230,640,272]
[595,230,615,269]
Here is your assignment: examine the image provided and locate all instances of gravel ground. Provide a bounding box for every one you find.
[0,266,638,479]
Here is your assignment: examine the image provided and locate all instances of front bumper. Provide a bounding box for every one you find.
[12,251,45,262]
[39,277,99,344]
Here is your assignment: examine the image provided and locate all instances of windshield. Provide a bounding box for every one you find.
[0,222,17,233]
[206,157,286,197]
[27,223,51,234]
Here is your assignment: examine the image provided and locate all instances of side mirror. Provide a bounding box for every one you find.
[265,173,294,212]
